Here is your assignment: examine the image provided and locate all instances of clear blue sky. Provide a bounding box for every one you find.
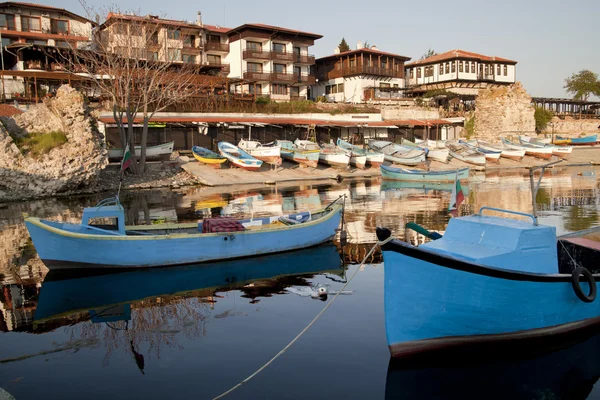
[54,0,599,99]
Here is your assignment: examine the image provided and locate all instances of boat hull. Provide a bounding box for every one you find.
[525,149,553,159]
[238,140,282,166]
[382,243,600,358]
[427,148,450,163]
[218,141,263,171]
[500,150,525,161]
[552,147,573,158]
[192,146,227,164]
[350,154,367,169]
[571,135,597,145]
[108,142,174,161]
[25,206,342,269]
[380,165,469,182]
[252,155,283,166]
[484,153,501,163]
[366,152,385,167]
[319,152,350,168]
[281,150,319,168]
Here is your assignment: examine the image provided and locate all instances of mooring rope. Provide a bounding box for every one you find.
[211,235,395,400]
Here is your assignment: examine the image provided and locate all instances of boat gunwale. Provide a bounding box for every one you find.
[25,204,343,241]
[380,236,600,283]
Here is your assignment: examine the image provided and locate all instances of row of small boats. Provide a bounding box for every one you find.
[191,138,390,171]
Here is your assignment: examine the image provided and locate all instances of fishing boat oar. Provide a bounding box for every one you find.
[405,222,442,240]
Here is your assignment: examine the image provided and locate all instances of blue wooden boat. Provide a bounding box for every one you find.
[368,140,426,166]
[275,140,320,168]
[377,206,600,358]
[218,141,263,171]
[380,164,470,182]
[33,243,343,324]
[191,146,227,164]
[24,196,343,269]
[569,134,597,145]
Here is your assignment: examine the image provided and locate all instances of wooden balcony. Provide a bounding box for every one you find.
[243,71,271,81]
[182,45,202,54]
[294,75,316,85]
[207,61,230,73]
[293,54,315,64]
[243,49,271,61]
[323,65,403,80]
[205,41,229,52]
[270,72,296,83]
[271,51,293,62]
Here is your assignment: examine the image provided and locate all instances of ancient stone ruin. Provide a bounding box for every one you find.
[473,82,536,140]
[0,85,107,201]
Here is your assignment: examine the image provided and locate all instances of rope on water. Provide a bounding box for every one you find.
[211,236,395,400]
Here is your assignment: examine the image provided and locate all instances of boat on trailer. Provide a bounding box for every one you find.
[377,160,600,358]
[25,196,344,269]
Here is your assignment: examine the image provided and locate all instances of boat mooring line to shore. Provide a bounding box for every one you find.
[211,236,395,400]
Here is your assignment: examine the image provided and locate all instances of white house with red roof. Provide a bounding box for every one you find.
[224,23,322,101]
[404,49,517,95]
[313,42,411,103]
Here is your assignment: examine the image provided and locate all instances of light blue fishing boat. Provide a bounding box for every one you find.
[377,161,600,358]
[368,140,426,166]
[336,138,385,167]
[218,141,263,171]
[24,196,343,269]
[275,140,320,168]
[33,243,344,324]
[561,134,597,145]
[380,164,469,182]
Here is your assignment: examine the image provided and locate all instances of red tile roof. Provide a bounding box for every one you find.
[227,23,323,39]
[406,49,516,66]
[98,115,451,127]
[102,13,202,30]
[0,1,94,24]
[317,48,411,62]
[0,104,23,117]
[203,24,231,34]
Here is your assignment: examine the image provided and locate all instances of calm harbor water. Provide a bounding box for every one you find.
[1,165,600,399]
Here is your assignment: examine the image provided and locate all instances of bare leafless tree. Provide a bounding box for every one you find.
[60,5,223,173]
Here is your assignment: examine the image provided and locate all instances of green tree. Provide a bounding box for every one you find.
[338,38,350,52]
[421,48,437,60]
[464,116,475,139]
[534,107,554,132]
[564,70,600,101]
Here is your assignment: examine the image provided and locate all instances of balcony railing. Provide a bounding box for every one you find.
[290,95,307,102]
[271,51,293,62]
[205,41,229,52]
[243,49,271,61]
[207,61,230,73]
[293,54,315,64]
[323,65,403,80]
[182,44,202,53]
[243,71,271,81]
[478,73,495,81]
[242,71,316,84]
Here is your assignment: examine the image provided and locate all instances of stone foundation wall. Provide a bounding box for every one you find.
[0,85,107,200]
[547,117,599,135]
[473,82,536,140]
[381,106,440,120]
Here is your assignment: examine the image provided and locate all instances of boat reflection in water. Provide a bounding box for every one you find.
[34,244,344,327]
[385,331,600,400]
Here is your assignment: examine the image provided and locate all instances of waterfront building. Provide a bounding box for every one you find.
[405,49,517,96]
[224,23,322,101]
[313,42,411,103]
[0,1,94,100]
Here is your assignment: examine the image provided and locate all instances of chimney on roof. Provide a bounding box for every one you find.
[197,11,202,26]
[356,41,363,50]
[334,47,340,54]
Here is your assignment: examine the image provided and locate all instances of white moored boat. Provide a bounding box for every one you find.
[108,141,174,161]
[367,140,426,166]
[502,138,554,160]
[319,143,351,169]
[446,141,486,166]
[336,138,384,167]
[476,140,525,161]
[238,139,282,166]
